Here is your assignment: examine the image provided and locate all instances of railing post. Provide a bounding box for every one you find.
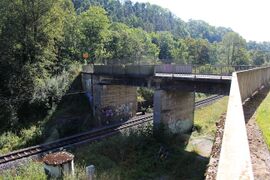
[220,65,223,79]
[194,65,197,78]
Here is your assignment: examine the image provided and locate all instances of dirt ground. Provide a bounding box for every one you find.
[205,87,270,180]
[244,87,270,180]
[204,114,226,180]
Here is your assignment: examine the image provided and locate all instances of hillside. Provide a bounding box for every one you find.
[72,0,232,42]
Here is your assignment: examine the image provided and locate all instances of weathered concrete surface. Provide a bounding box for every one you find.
[237,67,270,102]
[93,84,137,125]
[86,65,154,77]
[81,65,231,94]
[154,90,194,134]
[217,67,270,180]
[217,73,254,180]
[82,73,138,125]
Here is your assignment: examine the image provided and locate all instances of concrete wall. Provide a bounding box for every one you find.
[154,90,195,134]
[217,67,270,180]
[94,83,137,125]
[81,74,137,125]
[237,67,270,102]
[82,65,154,77]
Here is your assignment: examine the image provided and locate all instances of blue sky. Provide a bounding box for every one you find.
[131,0,270,42]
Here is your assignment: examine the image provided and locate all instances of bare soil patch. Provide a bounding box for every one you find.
[205,87,270,180]
[244,87,270,180]
[205,113,226,180]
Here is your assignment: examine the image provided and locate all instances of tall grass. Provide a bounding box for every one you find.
[194,97,228,137]
[256,92,270,149]
[0,162,46,180]
[72,125,208,179]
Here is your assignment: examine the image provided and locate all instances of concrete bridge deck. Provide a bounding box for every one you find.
[82,64,237,94]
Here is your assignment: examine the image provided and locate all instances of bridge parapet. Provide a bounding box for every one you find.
[82,64,257,77]
[83,64,154,77]
[217,66,270,180]
[237,67,270,102]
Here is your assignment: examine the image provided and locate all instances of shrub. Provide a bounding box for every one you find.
[0,132,20,155]
[1,162,46,179]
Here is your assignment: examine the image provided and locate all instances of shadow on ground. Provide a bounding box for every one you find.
[72,125,209,180]
[243,86,270,123]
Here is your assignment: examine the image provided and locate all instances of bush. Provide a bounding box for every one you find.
[0,132,20,155]
[0,125,42,154]
[31,62,81,109]
[0,162,46,180]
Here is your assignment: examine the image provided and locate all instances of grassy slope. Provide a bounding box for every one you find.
[194,97,228,137]
[71,97,229,179]
[1,97,229,179]
[256,91,270,149]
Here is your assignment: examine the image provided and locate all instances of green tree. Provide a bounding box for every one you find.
[0,0,75,128]
[105,23,159,64]
[151,32,175,63]
[184,38,210,65]
[78,6,110,63]
[171,39,189,64]
[220,32,250,65]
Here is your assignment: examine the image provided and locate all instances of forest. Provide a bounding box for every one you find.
[0,0,270,149]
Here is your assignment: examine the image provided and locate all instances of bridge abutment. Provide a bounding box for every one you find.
[154,90,195,134]
[94,84,137,125]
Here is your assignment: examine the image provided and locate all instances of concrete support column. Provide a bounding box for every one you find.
[81,74,138,126]
[94,84,137,126]
[154,90,195,134]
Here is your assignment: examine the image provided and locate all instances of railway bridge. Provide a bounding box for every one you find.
[82,64,244,133]
[81,64,270,179]
[0,64,269,179]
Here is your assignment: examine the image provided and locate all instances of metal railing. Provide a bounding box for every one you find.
[82,64,259,77]
[193,65,257,76]
[155,64,258,76]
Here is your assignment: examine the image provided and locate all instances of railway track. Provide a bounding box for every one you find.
[195,95,224,108]
[0,95,224,166]
[0,114,153,165]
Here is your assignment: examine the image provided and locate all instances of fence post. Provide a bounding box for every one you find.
[86,165,95,180]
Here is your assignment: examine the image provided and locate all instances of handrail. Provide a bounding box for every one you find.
[82,64,259,76]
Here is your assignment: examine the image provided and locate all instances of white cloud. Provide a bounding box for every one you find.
[132,0,270,42]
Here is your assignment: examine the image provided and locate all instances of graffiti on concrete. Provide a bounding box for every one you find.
[101,106,114,118]
[100,103,133,125]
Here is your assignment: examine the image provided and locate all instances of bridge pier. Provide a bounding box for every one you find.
[95,84,137,126]
[154,90,195,134]
[94,84,137,126]
[82,74,138,126]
